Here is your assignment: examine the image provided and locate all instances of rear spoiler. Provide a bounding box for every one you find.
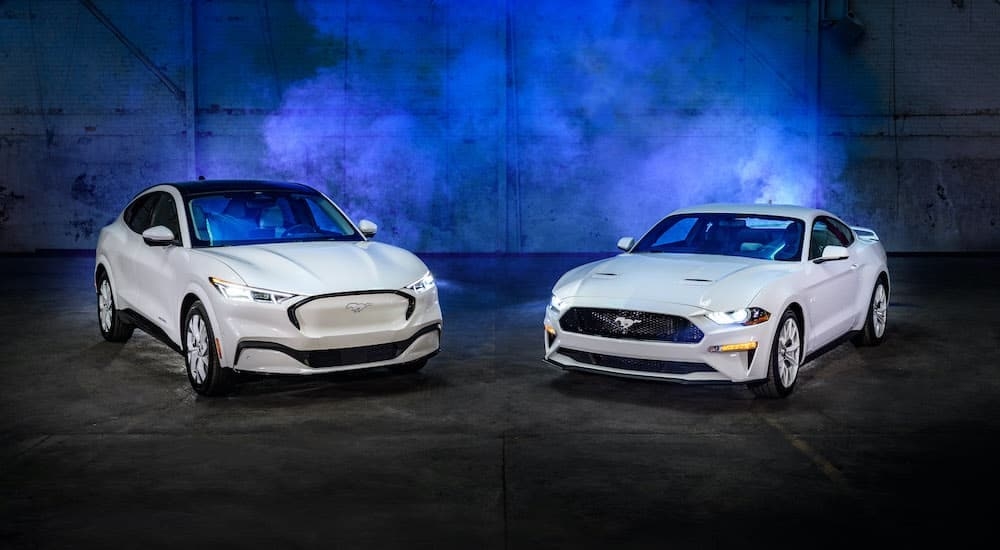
[851,226,880,243]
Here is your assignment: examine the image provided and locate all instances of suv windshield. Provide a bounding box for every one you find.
[186,190,362,247]
[632,213,805,262]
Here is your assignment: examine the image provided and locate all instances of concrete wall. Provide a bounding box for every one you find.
[1,0,997,253]
[820,0,1000,252]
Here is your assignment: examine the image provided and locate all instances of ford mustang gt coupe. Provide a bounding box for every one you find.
[543,203,888,398]
[95,180,442,396]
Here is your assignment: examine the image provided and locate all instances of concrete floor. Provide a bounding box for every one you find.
[1,253,999,549]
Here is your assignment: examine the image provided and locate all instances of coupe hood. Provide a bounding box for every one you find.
[195,241,428,296]
[553,253,794,311]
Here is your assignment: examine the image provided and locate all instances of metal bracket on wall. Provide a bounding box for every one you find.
[79,0,186,101]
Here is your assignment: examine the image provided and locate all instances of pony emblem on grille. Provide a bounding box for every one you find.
[614,317,641,330]
[345,302,372,313]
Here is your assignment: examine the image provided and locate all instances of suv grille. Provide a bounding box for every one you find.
[559,307,703,343]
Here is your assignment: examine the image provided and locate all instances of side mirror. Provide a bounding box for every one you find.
[816,245,849,263]
[617,237,636,252]
[142,225,177,247]
[358,219,378,238]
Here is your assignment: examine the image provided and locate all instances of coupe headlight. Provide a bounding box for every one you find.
[549,294,565,311]
[209,277,297,304]
[405,272,436,294]
[707,307,771,326]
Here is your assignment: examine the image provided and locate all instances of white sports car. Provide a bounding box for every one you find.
[543,203,889,397]
[95,180,442,395]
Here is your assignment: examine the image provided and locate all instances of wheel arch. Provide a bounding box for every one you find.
[94,260,121,305]
[179,286,230,368]
[95,262,108,289]
[783,300,805,346]
[180,292,202,337]
[877,270,890,294]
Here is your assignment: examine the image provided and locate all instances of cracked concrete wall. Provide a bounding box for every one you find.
[0,0,997,252]
[820,0,1000,251]
[0,0,192,250]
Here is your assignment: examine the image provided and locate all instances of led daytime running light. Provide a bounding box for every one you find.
[406,272,436,294]
[706,307,771,326]
[209,277,296,304]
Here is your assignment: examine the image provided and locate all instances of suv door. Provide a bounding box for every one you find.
[128,191,184,333]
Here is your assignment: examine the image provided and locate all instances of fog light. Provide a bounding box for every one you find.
[708,341,758,353]
[544,322,556,336]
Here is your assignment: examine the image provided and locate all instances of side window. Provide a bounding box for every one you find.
[810,217,851,260]
[826,217,854,247]
[125,193,160,234]
[150,193,181,240]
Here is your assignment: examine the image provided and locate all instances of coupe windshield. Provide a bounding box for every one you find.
[186,190,362,247]
[632,213,805,262]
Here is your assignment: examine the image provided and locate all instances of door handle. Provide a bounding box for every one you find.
[850,264,859,270]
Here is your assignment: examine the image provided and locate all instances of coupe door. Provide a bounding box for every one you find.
[801,218,860,350]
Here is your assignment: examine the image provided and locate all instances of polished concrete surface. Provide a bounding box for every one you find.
[2,254,999,549]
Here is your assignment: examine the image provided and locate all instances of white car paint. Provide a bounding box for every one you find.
[543,203,889,396]
[95,180,442,394]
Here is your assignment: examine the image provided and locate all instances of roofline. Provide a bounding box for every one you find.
[668,202,834,220]
[134,179,320,200]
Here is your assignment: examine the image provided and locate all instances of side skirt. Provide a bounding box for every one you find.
[119,309,183,354]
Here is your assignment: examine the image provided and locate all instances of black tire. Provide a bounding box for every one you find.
[183,301,233,396]
[388,358,428,374]
[97,272,134,342]
[852,278,888,347]
[748,308,802,399]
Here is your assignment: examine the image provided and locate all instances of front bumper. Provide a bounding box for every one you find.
[211,287,442,375]
[543,297,773,383]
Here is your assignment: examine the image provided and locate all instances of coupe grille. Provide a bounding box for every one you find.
[559,348,716,375]
[559,308,704,343]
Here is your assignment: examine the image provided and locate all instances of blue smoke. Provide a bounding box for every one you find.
[263,0,855,251]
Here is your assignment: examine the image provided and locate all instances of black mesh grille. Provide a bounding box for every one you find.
[307,342,400,368]
[559,348,716,375]
[559,308,704,343]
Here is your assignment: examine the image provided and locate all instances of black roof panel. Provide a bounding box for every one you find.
[165,179,318,197]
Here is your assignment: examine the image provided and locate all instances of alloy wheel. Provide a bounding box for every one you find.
[186,314,210,385]
[99,280,114,333]
[777,316,801,388]
[872,284,888,338]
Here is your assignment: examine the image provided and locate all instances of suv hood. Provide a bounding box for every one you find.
[553,253,794,311]
[195,241,428,296]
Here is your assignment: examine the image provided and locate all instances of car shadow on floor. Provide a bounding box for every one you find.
[221,367,450,400]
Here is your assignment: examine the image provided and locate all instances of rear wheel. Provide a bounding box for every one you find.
[183,301,233,396]
[853,279,888,346]
[748,308,802,398]
[97,273,134,342]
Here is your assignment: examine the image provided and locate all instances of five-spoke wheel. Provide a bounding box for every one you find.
[97,273,134,342]
[749,308,802,398]
[183,301,233,396]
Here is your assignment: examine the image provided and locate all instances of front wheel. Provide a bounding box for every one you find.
[97,273,134,342]
[183,301,233,396]
[853,279,888,346]
[748,308,802,398]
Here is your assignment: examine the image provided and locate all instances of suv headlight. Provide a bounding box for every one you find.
[209,277,297,304]
[405,272,436,294]
[706,307,771,326]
